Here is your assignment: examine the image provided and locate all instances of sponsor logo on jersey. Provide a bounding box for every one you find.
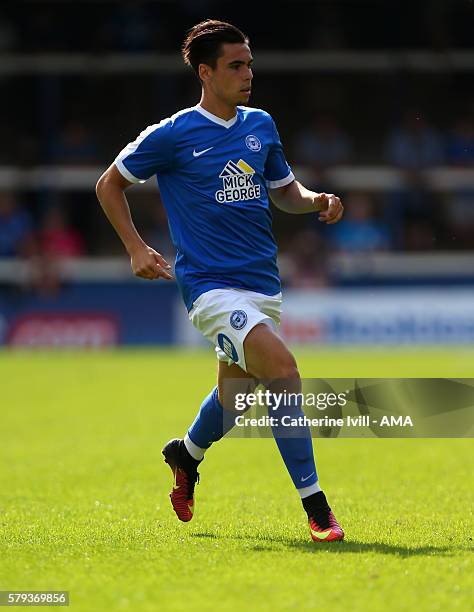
[245,134,261,151]
[215,159,261,203]
[230,310,248,330]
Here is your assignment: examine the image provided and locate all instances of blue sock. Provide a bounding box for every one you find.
[187,386,320,498]
[269,393,319,494]
[187,387,233,451]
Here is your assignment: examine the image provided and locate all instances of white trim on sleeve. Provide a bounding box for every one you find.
[114,158,144,184]
[266,171,295,189]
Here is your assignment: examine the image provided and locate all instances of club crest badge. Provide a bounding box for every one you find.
[230,310,248,330]
[245,134,261,152]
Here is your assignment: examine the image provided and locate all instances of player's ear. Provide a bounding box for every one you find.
[198,63,212,83]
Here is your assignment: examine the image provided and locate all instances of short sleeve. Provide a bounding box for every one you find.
[114,119,174,183]
[263,119,295,189]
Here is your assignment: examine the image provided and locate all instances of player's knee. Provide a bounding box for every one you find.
[244,323,299,381]
[273,362,299,381]
[264,354,299,382]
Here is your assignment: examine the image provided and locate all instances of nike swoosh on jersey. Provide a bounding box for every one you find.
[193,147,214,157]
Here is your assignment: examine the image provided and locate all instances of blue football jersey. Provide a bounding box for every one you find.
[115,104,295,311]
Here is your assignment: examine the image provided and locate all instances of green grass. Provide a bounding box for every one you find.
[0,349,473,611]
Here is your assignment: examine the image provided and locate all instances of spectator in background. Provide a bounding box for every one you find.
[446,116,474,166]
[385,110,445,169]
[27,207,86,296]
[443,190,474,250]
[0,192,35,257]
[443,115,474,248]
[49,121,100,165]
[286,229,330,288]
[293,114,352,171]
[384,110,444,248]
[328,192,391,253]
[39,207,85,258]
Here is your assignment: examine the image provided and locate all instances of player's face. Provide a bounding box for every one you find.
[205,43,253,107]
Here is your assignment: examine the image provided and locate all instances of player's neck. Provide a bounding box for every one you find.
[198,94,237,122]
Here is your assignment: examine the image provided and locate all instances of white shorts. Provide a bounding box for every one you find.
[189,288,283,372]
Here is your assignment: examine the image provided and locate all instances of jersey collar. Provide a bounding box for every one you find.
[195,104,238,129]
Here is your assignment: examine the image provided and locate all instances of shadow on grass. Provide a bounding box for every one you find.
[190,532,464,557]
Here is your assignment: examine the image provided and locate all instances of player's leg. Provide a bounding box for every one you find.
[243,323,318,493]
[162,289,253,523]
[185,360,257,458]
[217,360,258,411]
[163,358,256,523]
[243,323,344,542]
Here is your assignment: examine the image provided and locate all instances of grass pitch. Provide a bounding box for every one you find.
[0,348,473,611]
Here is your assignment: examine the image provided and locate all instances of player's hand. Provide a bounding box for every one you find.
[129,244,173,281]
[314,192,344,224]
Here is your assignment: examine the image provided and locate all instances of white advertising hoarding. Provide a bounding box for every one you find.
[280,288,474,345]
[176,288,474,346]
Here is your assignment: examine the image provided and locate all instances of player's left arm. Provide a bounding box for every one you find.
[269,180,344,224]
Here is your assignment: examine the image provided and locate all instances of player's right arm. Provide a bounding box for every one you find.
[95,164,173,281]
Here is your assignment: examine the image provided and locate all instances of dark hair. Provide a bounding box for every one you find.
[182,20,249,78]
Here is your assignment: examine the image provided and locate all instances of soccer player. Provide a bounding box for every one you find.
[96,20,345,542]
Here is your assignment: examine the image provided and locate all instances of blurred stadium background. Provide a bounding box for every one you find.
[1,0,473,349]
